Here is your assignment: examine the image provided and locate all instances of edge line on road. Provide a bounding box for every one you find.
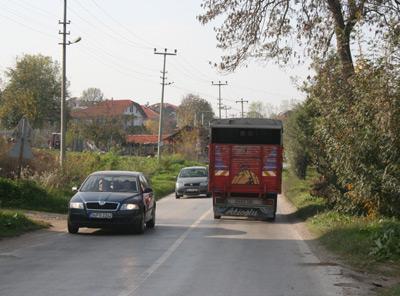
[118,208,211,296]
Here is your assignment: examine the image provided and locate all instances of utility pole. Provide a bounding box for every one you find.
[212,81,228,119]
[235,98,249,118]
[154,48,177,161]
[222,105,232,118]
[59,0,81,167]
[59,0,69,167]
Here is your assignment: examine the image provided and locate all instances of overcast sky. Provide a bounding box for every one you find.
[0,0,309,116]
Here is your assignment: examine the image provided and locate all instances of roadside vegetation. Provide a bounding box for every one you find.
[284,169,400,294]
[0,210,48,238]
[0,149,201,215]
[0,150,200,237]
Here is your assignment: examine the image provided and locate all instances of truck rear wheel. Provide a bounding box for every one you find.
[214,214,221,219]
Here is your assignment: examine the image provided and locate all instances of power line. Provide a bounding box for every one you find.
[90,0,160,49]
[0,4,54,35]
[16,0,56,17]
[11,0,56,18]
[212,81,228,119]
[77,46,158,84]
[154,48,177,161]
[0,11,53,39]
[73,1,151,51]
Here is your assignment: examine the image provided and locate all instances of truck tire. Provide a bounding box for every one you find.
[175,193,181,199]
[214,214,221,219]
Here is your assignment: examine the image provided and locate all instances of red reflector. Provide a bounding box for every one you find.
[265,199,274,205]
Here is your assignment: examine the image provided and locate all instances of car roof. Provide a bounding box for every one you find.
[180,166,207,170]
[90,170,142,176]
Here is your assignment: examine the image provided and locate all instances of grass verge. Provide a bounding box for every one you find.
[283,169,400,291]
[0,178,70,213]
[380,284,400,296]
[0,210,48,238]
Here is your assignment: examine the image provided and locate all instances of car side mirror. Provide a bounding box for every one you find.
[72,186,79,193]
[143,187,152,193]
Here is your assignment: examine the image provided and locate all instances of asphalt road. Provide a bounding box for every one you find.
[0,194,360,296]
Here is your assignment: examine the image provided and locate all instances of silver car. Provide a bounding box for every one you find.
[175,166,210,199]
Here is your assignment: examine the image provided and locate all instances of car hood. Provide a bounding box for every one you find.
[177,177,208,184]
[71,192,141,203]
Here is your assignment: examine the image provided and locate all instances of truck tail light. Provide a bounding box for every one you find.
[265,199,274,206]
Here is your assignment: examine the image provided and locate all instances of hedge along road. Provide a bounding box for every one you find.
[0,194,361,296]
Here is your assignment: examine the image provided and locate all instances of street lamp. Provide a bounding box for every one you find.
[59,0,81,167]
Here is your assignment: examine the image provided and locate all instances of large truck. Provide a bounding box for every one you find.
[208,118,283,220]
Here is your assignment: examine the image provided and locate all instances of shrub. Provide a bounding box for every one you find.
[289,56,400,217]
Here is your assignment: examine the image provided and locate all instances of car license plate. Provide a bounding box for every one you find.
[186,188,198,192]
[89,212,113,219]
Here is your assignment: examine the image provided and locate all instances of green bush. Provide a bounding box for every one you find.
[0,153,203,213]
[0,178,69,213]
[287,56,400,217]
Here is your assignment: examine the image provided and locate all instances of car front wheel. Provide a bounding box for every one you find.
[146,206,156,229]
[67,221,79,234]
[134,213,146,234]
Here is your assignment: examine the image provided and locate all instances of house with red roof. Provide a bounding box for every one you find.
[70,99,148,129]
[125,134,172,156]
[140,105,159,120]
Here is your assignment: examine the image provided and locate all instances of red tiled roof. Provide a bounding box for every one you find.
[126,134,170,144]
[149,103,178,112]
[71,99,135,119]
[164,103,178,110]
[141,105,159,120]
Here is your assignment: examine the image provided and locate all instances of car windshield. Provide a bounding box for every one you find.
[179,168,207,178]
[80,175,138,193]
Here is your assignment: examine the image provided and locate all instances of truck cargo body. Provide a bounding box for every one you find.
[209,119,283,220]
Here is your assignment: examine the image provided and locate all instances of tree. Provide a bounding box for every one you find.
[79,87,104,106]
[144,119,160,135]
[0,54,62,128]
[177,94,214,127]
[198,0,400,79]
[247,101,279,118]
[69,116,126,151]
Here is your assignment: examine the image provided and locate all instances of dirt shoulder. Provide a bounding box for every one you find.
[23,210,67,232]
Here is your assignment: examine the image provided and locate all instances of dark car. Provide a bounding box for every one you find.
[68,171,156,234]
[175,166,210,198]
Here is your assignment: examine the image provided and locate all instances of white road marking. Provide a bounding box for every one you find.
[118,208,211,296]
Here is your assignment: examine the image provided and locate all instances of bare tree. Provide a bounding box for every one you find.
[177,94,214,127]
[80,88,104,106]
[198,0,400,80]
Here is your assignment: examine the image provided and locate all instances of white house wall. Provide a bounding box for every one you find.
[124,104,145,127]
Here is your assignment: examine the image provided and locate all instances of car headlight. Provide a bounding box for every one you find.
[69,202,84,209]
[200,182,208,186]
[176,182,183,188]
[120,203,139,210]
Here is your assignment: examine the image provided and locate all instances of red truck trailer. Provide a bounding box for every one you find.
[208,118,283,220]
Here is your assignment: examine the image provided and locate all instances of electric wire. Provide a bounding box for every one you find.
[73,1,151,51]
[90,0,161,49]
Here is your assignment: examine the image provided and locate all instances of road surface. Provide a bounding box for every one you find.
[0,194,361,296]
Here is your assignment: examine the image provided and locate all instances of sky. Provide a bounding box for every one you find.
[0,0,309,117]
